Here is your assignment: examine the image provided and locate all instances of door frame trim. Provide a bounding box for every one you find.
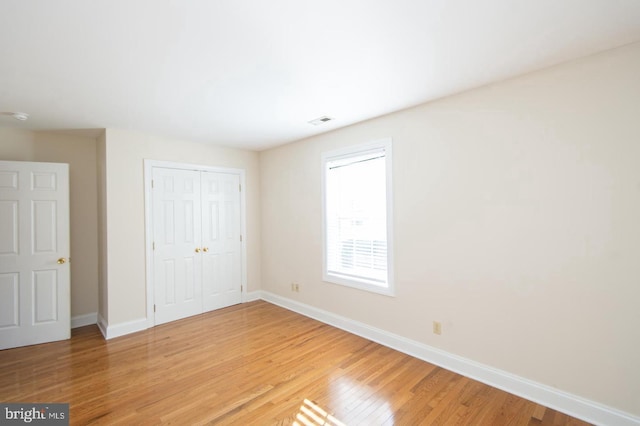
[143,159,248,329]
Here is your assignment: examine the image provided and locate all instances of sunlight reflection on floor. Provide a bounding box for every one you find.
[293,399,346,426]
[331,376,394,424]
[294,376,395,425]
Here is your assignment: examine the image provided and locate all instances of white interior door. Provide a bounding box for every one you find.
[151,165,243,325]
[0,160,70,350]
[152,167,202,325]
[201,172,242,311]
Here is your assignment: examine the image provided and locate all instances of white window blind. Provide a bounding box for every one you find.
[322,140,393,294]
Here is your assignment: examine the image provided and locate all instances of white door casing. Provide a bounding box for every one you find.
[0,160,70,350]
[146,161,245,326]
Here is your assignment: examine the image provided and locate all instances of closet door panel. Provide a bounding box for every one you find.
[152,167,202,325]
[201,172,242,312]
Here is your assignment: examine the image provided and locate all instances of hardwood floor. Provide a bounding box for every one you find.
[0,301,590,425]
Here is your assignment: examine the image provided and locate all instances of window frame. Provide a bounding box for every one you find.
[321,138,395,296]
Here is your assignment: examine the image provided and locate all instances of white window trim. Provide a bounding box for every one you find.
[321,138,395,296]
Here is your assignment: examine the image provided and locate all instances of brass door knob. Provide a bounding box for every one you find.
[57,258,67,264]
[203,247,209,252]
[195,248,201,253]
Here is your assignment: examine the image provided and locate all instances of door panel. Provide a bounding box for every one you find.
[33,200,57,253]
[152,168,202,325]
[163,259,176,304]
[0,201,18,255]
[0,160,70,350]
[0,273,19,327]
[33,269,58,323]
[201,172,241,311]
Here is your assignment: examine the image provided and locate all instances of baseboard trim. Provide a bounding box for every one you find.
[244,291,262,302]
[71,312,97,329]
[101,317,148,340]
[97,314,107,339]
[259,291,639,426]
[95,293,262,340]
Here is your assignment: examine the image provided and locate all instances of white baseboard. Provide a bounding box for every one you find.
[97,314,108,339]
[97,316,148,340]
[259,291,640,426]
[71,312,97,329]
[244,291,262,302]
[95,294,261,340]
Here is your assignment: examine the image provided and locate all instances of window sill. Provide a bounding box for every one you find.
[323,273,395,297]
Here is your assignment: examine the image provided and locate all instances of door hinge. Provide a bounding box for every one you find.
[239,235,243,242]
[239,183,241,192]
[152,242,155,250]
[154,304,156,313]
[151,179,154,188]
[241,285,243,292]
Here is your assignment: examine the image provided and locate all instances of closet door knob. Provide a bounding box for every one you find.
[195,248,201,253]
[203,247,209,252]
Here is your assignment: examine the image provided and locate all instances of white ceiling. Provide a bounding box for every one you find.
[1,1,639,151]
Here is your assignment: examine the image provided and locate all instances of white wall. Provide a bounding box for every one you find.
[259,42,640,416]
[0,128,99,318]
[100,128,261,325]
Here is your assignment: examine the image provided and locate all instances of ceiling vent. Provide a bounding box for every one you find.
[308,116,334,126]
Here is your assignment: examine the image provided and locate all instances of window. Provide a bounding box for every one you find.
[322,139,394,295]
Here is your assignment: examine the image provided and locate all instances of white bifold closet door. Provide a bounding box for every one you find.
[152,167,241,325]
[0,160,70,350]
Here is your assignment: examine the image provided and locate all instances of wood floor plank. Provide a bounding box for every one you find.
[0,301,591,425]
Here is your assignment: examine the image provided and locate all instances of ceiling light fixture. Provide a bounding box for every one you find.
[308,116,334,126]
[0,111,30,121]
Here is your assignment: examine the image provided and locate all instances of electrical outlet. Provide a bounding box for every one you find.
[433,321,442,335]
[294,283,300,292]
[291,283,300,292]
